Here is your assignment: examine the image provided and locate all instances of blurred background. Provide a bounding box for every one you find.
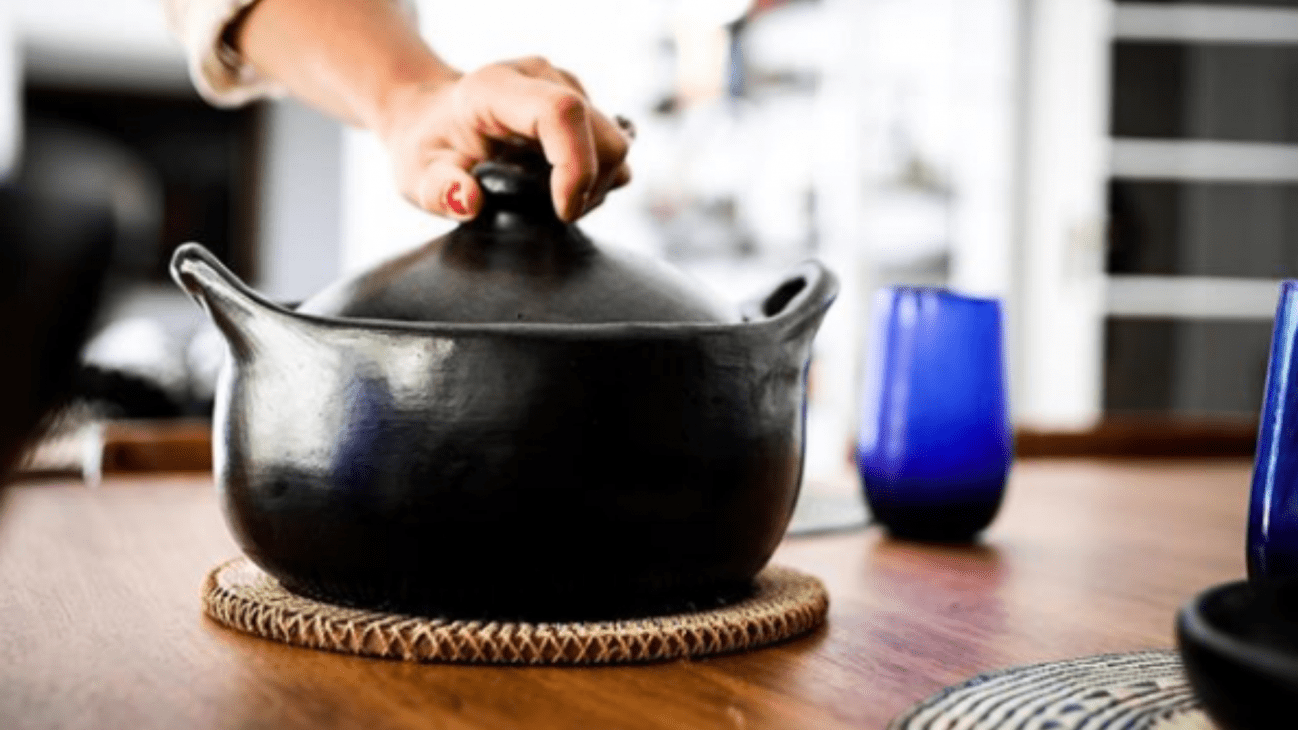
[2,0,1293,482]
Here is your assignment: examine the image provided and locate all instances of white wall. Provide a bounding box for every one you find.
[1016,0,1112,429]
[16,0,177,54]
[17,0,189,91]
[949,0,1023,300]
[257,100,343,301]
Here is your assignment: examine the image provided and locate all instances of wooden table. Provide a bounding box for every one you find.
[0,459,1250,729]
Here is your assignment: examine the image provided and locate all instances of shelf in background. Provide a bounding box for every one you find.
[1106,274,1282,319]
[1111,139,1298,182]
[1114,3,1298,44]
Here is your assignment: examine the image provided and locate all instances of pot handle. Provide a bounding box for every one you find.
[170,242,293,353]
[739,260,839,340]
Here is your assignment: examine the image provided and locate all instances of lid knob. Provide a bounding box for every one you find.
[472,147,558,223]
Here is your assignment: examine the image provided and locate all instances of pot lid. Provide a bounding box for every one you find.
[298,149,734,325]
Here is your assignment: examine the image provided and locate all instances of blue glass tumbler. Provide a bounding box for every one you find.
[1248,281,1298,579]
[856,287,1012,541]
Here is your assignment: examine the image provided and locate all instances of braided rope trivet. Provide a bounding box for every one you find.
[203,557,828,665]
[889,649,1211,730]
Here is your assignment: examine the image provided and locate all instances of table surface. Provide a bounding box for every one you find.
[0,459,1250,729]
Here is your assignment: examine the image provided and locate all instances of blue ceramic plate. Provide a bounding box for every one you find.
[1176,578,1298,730]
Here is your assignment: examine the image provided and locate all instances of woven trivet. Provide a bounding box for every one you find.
[202,557,828,665]
[889,650,1211,730]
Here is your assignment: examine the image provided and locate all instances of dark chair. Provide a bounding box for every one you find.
[0,184,115,476]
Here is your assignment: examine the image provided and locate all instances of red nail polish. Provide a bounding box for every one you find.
[447,182,468,216]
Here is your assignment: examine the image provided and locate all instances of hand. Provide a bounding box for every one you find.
[374,57,633,222]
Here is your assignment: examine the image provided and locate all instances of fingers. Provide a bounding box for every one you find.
[540,69,632,213]
[541,94,600,222]
[585,109,632,203]
[610,162,632,190]
[551,68,589,99]
[391,60,633,222]
[465,62,632,221]
[509,56,588,98]
[462,72,591,220]
[581,162,631,213]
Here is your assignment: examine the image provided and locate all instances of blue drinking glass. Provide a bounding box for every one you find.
[856,287,1012,541]
[1248,281,1298,579]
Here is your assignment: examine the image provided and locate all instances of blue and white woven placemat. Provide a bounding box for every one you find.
[889,650,1211,730]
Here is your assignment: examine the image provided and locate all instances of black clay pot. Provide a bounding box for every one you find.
[171,152,837,620]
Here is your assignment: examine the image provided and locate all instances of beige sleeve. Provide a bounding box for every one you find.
[163,0,419,107]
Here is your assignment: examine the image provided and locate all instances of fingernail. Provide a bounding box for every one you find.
[446,182,468,216]
[614,115,636,141]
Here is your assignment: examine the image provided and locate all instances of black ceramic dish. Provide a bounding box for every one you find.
[1176,578,1298,730]
[171,152,838,621]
